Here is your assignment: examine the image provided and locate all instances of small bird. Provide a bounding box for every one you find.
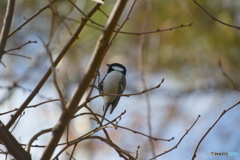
[98,63,126,124]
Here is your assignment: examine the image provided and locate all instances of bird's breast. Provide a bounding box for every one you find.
[102,71,122,102]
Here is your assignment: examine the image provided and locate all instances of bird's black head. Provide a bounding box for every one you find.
[107,63,126,75]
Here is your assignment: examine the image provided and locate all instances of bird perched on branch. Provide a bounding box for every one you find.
[98,63,126,124]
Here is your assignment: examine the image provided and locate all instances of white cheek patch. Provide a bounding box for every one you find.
[112,66,124,72]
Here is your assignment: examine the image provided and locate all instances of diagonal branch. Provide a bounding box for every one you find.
[0,121,31,160]
[40,1,128,159]
[4,40,37,53]
[116,125,174,142]
[0,0,15,62]
[150,115,201,160]
[25,128,52,153]
[191,101,240,160]
[137,0,156,157]
[193,0,240,29]
[89,79,164,101]
[8,0,58,38]
[218,60,240,91]
[6,1,97,130]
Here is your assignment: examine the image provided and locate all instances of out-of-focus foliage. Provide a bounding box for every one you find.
[0,0,239,160]
[0,0,239,88]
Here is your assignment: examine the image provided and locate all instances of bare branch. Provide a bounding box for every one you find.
[54,11,72,35]
[4,41,37,53]
[6,0,98,130]
[42,0,129,157]
[117,125,174,142]
[63,14,192,36]
[4,53,32,59]
[0,0,15,62]
[25,128,52,153]
[107,0,137,49]
[89,79,164,101]
[8,0,58,38]
[52,126,111,159]
[55,136,136,160]
[193,0,240,29]
[191,102,240,160]
[40,3,105,159]
[0,121,31,160]
[98,7,110,19]
[132,23,193,35]
[38,35,66,111]
[150,115,201,160]
[0,99,63,116]
[218,60,240,91]
[10,112,25,133]
[0,61,6,67]
[65,0,193,36]
[68,144,77,160]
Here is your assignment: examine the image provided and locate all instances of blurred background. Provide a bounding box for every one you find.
[0,0,239,159]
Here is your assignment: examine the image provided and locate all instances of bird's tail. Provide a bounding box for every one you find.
[100,104,109,124]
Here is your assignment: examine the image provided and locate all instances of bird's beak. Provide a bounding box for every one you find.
[106,64,110,67]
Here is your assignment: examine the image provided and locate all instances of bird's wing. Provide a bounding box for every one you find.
[109,75,126,114]
[98,71,110,93]
[98,79,104,94]
[98,74,108,111]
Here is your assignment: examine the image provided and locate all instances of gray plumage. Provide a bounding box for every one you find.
[98,63,126,124]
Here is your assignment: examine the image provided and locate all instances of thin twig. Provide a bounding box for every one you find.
[40,2,104,159]
[37,35,66,111]
[4,53,32,59]
[54,109,135,160]
[67,0,193,36]
[193,0,240,29]
[137,0,156,157]
[64,14,192,36]
[117,125,174,141]
[98,7,121,27]
[52,107,128,159]
[218,60,240,91]
[107,0,137,49]
[135,146,140,159]
[0,83,52,101]
[67,0,88,17]
[55,11,72,35]
[150,115,201,160]
[4,41,37,53]
[98,7,110,18]
[6,0,93,130]
[52,126,112,159]
[133,23,193,35]
[89,79,164,101]
[0,121,31,160]
[68,143,77,160]
[0,61,6,67]
[25,128,52,153]
[83,104,124,158]
[54,136,136,160]
[0,99,64,116]
[0,0,15,62]
[10,111,25,133]
[8,0,58,38]
[191,102,240,160]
